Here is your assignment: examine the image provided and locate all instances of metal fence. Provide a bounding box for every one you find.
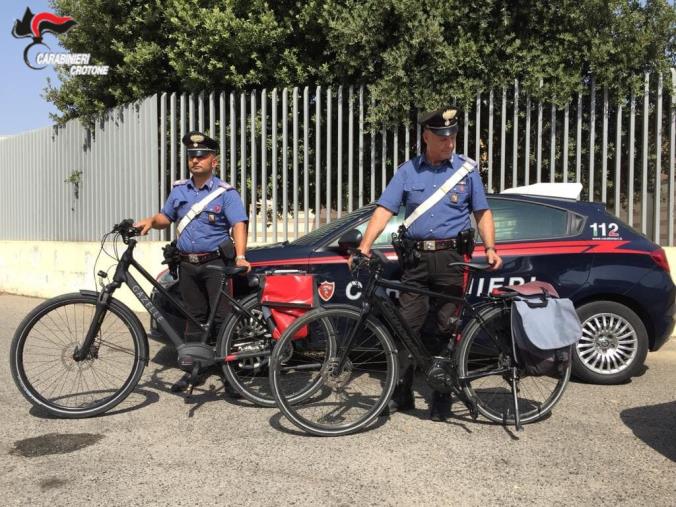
[0,72,674,245]
[158,72,675,245]
[0,95,159,241]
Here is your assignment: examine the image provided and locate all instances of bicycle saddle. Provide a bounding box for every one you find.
[205,265,248,276]
[447,261,492,271]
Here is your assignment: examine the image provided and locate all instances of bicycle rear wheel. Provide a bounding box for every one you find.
[10,293,147,418]
[269,305,398,437]
[456,305,570,425]
[217,294,277,406]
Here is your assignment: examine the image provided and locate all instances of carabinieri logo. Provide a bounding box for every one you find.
[11,7,108,75]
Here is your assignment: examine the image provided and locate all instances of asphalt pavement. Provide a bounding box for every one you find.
[1,293,674,506]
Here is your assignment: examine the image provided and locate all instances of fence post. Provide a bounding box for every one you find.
[669,68,676,246]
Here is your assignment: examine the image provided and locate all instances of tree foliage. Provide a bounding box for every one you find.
[48,0,675,126]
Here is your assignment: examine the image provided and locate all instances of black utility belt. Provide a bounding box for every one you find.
[415,239,458,252]
[179,251,221,264]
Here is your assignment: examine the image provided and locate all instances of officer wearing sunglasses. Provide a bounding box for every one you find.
[135,131,249,393]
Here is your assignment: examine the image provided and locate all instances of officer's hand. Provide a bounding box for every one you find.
[236,257,251,272]
[133,218,153,236]
[487,249,503,271]
[348,249,369,270]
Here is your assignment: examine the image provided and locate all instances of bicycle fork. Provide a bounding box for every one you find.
[73,290,112,362]
[333,305,370,375]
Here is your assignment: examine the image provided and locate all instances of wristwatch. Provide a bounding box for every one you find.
[235,255,247,261]
[485,246,497,253]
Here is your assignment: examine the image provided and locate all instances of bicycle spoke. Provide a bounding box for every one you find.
[13,298,143,415]
[458,305,570,425]
[271,307,397,436]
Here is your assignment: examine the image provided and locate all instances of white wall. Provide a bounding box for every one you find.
[2,240,676,314]
[0,240,166,312]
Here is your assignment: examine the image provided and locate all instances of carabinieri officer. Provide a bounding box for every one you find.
[135,131,250,392]
[353,107,503,421]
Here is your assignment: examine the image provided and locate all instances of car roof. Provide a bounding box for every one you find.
[501,182,583,200]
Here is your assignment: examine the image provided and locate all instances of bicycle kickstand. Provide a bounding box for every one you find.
[511,366,523,432]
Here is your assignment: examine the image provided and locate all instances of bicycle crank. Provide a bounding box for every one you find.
[425,356,455,394]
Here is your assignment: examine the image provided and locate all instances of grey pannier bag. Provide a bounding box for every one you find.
[507,283,582,377]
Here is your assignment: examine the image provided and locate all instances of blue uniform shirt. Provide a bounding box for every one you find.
[377,153,489,240]
[160,176,248,253]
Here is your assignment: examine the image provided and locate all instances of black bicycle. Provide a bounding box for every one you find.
[268,249,572,436]
[9,219,291,417]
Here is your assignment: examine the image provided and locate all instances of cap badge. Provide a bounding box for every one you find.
[190,133,205,143]
[442,109,456,121]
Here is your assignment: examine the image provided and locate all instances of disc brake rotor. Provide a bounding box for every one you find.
[322,357,353,389]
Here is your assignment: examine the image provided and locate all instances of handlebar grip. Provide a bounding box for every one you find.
[349,252,368,274]
[113,219,142,239]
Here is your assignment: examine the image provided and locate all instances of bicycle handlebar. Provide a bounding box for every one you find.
[112,219,142,243]
[349,250,386,275]
[351,252,493,275]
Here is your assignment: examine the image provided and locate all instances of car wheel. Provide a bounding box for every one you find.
[572,301,648,385]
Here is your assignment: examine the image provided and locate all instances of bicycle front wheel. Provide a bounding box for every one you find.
[270,305,398,437]
[10,293,148,418]
[456,305,571,425]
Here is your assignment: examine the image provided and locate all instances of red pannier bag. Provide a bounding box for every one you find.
[260,271,318,340]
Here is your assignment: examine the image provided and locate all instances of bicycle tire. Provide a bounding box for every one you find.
[219,296,342,408]
[10,292,148,418]
[456,305,571,425]
[217,293,276,406]
[270,305,398,437]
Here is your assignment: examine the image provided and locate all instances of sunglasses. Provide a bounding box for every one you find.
[187,150,214,159]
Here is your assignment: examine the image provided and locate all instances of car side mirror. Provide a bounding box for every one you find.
[337,229,363,252]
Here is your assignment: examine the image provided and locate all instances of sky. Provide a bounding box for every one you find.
[0,1,63,137]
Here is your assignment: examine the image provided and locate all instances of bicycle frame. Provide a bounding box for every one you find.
[330,259,525,427]
[74,238,266,364]
[334,261,513,377]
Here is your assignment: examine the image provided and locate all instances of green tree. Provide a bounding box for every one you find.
[325,0,675,124]
[48,0,674,127]
[47,0,332,125]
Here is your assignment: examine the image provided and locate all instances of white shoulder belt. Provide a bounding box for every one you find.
[176,187,226,237]
[403,159,475,229]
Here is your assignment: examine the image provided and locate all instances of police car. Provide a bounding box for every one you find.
[150,184,675,385]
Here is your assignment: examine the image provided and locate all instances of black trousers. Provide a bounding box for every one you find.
[178,259,232,343]
[397,248,465,383]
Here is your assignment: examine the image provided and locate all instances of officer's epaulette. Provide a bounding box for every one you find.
[457,154,477,166]
[172,179,189,187]
[397,155,422,172]
[218,181,233,190]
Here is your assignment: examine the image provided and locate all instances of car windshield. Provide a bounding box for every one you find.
[290,205,376,246]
